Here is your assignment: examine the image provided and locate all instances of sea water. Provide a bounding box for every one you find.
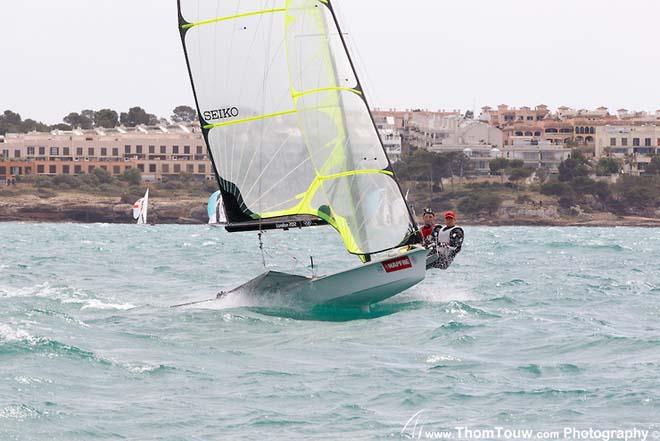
[1,223,659,440]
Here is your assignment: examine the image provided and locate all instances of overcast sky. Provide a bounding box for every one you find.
[1,0,659,124]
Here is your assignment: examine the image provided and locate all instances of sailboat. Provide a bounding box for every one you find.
[207,190,227,225]
[132,188,149,225]
[177,0,427,309]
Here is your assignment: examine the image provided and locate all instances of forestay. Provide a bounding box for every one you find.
[178,0,419,256]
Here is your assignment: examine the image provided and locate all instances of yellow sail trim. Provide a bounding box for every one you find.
[292,87,361,101]
[203,109,297,130]
[181,8,287,30]
[259,169,394,255]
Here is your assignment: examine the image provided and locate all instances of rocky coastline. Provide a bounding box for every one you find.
[1,191,659,227]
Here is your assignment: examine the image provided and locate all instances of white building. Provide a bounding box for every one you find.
[502,138,571,172]
[374,116,403,162]
[428,118,504,174]
[595,124,660,174]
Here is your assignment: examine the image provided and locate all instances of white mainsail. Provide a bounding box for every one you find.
[207,190,227,224]
[178,0,420,259]
[132,188,149,225]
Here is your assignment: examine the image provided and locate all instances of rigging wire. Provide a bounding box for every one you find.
[258,231,266,267]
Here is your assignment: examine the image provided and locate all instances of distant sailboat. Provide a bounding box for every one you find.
[132,188,149,225]
[177,0,427,309]
[207,190,226,225]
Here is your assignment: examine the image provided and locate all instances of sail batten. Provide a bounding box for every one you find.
[179,0,420,256]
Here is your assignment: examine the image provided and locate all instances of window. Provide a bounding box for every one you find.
[173,164,181,173]
[63,147,70,156]
[160,145,166,154]
[39,147,45,155]
[136,145,143,154]
[49,165,56,174]
[100,166,107,171]
[149,164,156,172]
[645,138,652,147]
[149,145,155,154]
[196,146,203,154]
[27,146,35,155]
[162,164,169,173]
[172,145,179,154]
[186,164,194,173]
[113,166,120,175]
[657,138,660,147]
[74,165,82,174]
[633,138,640,146]
[50,147,59,156]
[76,147,83,156]
[112,148,119,156]
[526,116,533,121]
[63,165,70,174]
[14,150,20,158]
[101,148,107,156]
[610,138,616,146]
[622,138,628,146]
[125,145,131,154]
[198,164,206,173]
[184,145,190,154]
[88,165,95,172]
[37,165,44,173]
[138,164,144,172]
[88,148,95,156]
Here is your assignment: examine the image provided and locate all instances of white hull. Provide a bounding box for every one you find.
[227,245,427,308]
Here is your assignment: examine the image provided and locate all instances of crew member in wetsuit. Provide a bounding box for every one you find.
[420,208,437,244]
[427,210,464,270]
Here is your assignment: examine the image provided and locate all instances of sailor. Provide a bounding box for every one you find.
[420,208,437,244]
[427,210,464,270]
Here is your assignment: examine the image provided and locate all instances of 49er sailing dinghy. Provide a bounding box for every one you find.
[207,190,227,225]
[177,0,426,308]
[132,188,149,225]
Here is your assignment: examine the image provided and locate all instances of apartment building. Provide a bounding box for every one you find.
[0,124,214,183]
[595,125,660,175]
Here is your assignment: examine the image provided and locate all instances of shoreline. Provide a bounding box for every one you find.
[1,191,658,228]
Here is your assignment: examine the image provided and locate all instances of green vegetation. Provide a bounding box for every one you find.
[14,168,218,203]
[398,148,659,219]
[1,105,198,135]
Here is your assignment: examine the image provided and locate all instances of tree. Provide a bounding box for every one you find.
[595,157,622,176]
[508,159,525,169]
[171,105,197,123]
[49,123,72,131]
[120,107,151,127]
[63,112,93,129]
[0,110,22,135]
[23,118,51,132]
[558,151,590,182]
[94,109,119,128]
[645,156,660,175]
[508,167,534,187]
[489,158,509,179]
[119,168,142,186]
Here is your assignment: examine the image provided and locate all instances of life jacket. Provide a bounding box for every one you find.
[420,224,434,240]
[433,225,461,257]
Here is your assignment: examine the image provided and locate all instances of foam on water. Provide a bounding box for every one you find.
[1,223,659,439]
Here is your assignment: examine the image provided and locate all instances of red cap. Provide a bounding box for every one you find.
[444,210,456,219]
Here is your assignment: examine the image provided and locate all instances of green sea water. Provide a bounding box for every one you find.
[1,223,659,440]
